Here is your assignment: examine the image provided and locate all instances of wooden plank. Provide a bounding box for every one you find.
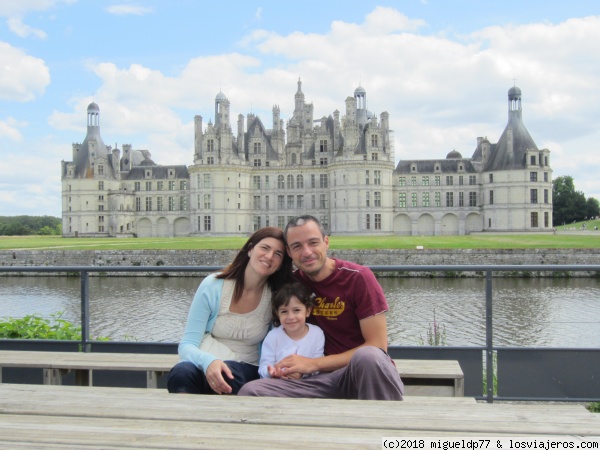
[1,384,598,436]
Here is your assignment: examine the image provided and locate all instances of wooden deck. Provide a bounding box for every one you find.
[0,384,598,449]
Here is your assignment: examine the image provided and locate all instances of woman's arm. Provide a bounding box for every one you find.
[178,274,223,372]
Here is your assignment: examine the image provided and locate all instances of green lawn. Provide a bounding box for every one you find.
[1,231,599,250]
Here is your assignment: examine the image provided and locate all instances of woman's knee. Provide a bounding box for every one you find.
[167,361,203,393]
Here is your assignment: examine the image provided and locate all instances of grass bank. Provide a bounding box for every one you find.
[1,232,599,251]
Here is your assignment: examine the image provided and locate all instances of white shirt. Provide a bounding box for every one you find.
[258,323,325,378]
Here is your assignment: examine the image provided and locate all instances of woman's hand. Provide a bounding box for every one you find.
[206,360,234,394]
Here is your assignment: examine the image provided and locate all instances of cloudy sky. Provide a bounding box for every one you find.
[1,0,599,217]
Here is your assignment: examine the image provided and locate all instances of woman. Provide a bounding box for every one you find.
[167,227,293,395]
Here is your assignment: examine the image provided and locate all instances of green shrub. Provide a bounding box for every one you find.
[587,402,600,413]
[0,312,107,340]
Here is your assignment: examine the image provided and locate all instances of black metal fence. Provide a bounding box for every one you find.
[1,264,599,403]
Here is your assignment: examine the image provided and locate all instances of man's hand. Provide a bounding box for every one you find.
[206,360,234,394]
[274,354,319,378]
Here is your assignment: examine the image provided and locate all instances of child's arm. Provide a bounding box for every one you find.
[258,329,277,378]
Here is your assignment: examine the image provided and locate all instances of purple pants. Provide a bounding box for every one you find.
[238,346,404,400]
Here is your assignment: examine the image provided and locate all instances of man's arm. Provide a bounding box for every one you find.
[275,313,388,375]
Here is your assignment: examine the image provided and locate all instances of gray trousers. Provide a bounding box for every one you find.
[238,346,404,400]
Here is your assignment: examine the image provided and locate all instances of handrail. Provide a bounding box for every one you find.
[2,264,599,403]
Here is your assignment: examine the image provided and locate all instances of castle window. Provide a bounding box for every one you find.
[180,196,187,211]
[287,175,294,189]
[99,181,104,190]
[98,165,104,175]
[435,192,441,207]
[207,156,214,165]
[319,194,328,209]
[253,196,260,209]
[320,140,327,153]
[168,197,176,211]
[459,192,464,207]
[530,189,538,204]
[530,155,536,165]
[203,194,211,209]
[253,159,261,167]
[374,170,381,185]
[371,135,378,147]
[422,176,429,186]
[375,192,381,207]
[459,176,464,186]
[374,214,381,230]
[398,193,406,208]
[530,172,538,182]
[398,177,406,186]
[253,176,261,189]
[544,212,549,227]
[371,153,378,161]
[145,181,152,191]
[319,174,328,188]
[469,192,477,207]
[531,212,539,227]
[411,176,417,186]
[297,195,304,208]
[411,193,417,208]
[446,192,454,207]
[489,190,494,205]
[291,153,297,165]
[422,192,429,207]
[145,197,152,211]
[366,214,371,230]
[469,175,477,185]
[135,198,141,211]
[204,216,212,231]
[207,140,214,152]
[180,180,187,190]
[204,174,211,188]
[435,176,441,186]
[489,174,493,183]
[296,175,304,189]
[544,189,549,204]
[446,176,453,186]
[253,216,261,231]
[157,197,163,211]
[287,195,294,209]
[278,175,285,189]
[254,142,261,154]
[277,195,284,209]
[366,192,370,207]
[366,171,370,185]
[169,181,175,191]
[157,181,163,191]
[320,157,328,165]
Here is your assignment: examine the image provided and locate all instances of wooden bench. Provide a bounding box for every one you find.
[1,383,598,448]
[0,350,464,396]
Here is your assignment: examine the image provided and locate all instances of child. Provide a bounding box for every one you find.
[258,282,324,378]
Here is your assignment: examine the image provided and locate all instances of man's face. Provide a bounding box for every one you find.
[286,220,329,280]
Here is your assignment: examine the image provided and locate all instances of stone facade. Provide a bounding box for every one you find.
[61,83,552,237]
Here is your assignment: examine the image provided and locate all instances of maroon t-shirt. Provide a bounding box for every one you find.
[295,258,388,356]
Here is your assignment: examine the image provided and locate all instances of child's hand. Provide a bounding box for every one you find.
[267,365,283,378]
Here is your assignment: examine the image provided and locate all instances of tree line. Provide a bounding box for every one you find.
[0,216,62,236]
[552,176,600,226]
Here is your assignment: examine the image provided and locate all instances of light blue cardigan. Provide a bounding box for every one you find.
[177,273,267,372]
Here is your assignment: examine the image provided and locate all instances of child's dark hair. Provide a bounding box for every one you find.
[271,282,314,326]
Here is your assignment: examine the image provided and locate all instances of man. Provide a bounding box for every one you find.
[238,215,404,400]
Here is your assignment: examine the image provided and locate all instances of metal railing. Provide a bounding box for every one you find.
[1,264,599,403]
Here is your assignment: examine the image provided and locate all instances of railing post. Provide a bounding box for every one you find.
[485,269,494,403]
[80,271,90,352]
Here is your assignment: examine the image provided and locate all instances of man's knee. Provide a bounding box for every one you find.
[351,346,388,367]
[237,380,260,396]
[167,361,200,393]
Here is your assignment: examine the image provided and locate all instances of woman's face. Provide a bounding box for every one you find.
[247,237,285,278]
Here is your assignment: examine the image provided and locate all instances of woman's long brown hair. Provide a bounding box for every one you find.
[215,227,293,303]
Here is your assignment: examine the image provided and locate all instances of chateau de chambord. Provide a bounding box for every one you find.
[61,81,553,237]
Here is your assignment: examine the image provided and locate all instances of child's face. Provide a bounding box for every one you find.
[277,295,311,336]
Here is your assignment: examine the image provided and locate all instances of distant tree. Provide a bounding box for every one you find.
[0,216,61,236]
[552,176,588,225]
[585,197,600,220]
[37,226,55,235]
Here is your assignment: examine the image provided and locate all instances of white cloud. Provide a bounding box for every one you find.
[0,42,50,101]
[105,4,154,16]
[7,17,46,38]
[0,117,25,141]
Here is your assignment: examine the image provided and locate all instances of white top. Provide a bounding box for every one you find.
[210,279,273,365]
[258,323,325,378]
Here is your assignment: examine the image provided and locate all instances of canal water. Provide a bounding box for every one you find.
[1,276,599,348]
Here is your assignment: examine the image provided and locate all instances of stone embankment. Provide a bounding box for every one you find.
[1,248,599,277]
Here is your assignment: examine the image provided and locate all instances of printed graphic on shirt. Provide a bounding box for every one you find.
[312,296,345,318]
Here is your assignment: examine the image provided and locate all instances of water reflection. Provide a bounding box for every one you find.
[1,276,599,347]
